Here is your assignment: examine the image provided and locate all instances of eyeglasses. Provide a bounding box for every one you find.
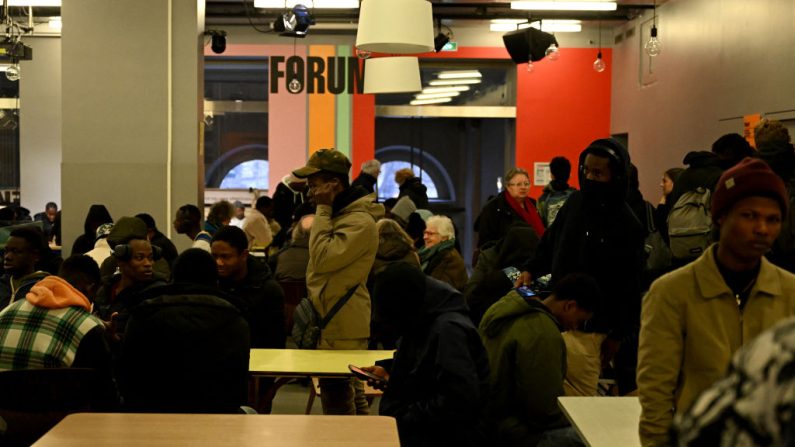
[507,182,531,187]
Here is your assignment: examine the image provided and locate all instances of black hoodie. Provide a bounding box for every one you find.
[522,138,645,338]
[376,275,490,447]
[665,150,726,213]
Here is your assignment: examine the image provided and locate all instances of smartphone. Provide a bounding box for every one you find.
[349,364,386,384]
[516,285,536,298]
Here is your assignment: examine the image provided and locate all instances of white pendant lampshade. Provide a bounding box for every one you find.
[363,57,421,94]
[356,0,434,54]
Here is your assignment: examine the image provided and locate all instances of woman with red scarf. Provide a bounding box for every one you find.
[474,168,545,253]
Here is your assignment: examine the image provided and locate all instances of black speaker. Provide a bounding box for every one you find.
[502,27,559,64]
[113,243,162,262]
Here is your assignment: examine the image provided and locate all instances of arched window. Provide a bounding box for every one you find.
[375,145,455,203]
[220,159,269,189]
[377,162,438,200]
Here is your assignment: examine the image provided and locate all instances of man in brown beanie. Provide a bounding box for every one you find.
[637,158,795,447]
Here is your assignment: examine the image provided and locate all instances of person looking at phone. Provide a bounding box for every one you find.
[362,261,490,447]
[479,273,601,447]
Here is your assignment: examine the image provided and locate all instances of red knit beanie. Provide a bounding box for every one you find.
[711,157,789,224]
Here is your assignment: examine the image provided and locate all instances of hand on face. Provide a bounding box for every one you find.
[310,180,338,206]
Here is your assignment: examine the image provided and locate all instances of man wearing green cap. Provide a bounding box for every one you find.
[293,148,384,415]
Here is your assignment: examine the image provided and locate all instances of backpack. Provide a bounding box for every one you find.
[644,202,672,271]
[667,187,713,260]
[541,188,574,227]
[291,285,358,349]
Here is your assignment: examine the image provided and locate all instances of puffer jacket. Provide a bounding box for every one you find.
[308,187,384,346]
[637,246,795,447]
[378,277,490,447]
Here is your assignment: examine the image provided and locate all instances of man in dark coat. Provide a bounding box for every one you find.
[395,168,430,209]
[351,159,381,195]
[518,138,645,395]
[363,262,490,447]
[212,225,286,350]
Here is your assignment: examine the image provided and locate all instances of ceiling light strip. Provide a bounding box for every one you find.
[410,98,453,106]
[255,0,359,8]
[436,70,482,79]
[511,1,617,11]
[429,79,482,86]
[421,86,471,94]
[414,92,461,100]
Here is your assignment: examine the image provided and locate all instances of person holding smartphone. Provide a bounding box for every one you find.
[361,262,490,447]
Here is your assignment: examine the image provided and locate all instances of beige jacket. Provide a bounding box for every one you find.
[242,209,273,250]
[637,245,795,446]
[307,192,383,348]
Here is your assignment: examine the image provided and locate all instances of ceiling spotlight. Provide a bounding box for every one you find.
[273,4,316,38]
[204,30,227,54]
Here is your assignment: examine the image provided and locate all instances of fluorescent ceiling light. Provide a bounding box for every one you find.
[429,79,481,86]
[511,1,617,11]
[414,92,461,100]
[7,0,61,5]
[421,86,470,94]
[436,70,482,79]
[255,0,359,8]
[410,98,453,106]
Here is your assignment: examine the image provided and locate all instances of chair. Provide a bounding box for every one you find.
[278,280,308,334]
[0,368,98,447]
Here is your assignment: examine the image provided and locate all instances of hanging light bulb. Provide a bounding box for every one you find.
[526,61,535,73]
[645,25,661,57]
[355,48,371,59]
[593,51,606,73]
[6,64,19,81]
[545,43,560,61]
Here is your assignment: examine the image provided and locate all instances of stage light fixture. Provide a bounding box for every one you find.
[204,30,227,54]
[273,4,316,38]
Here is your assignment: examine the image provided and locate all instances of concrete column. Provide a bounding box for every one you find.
[61,0,204,254]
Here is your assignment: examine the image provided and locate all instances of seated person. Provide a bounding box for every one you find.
[1,226,50,310]
[362,262,490,447]
[418,215,468,292]
[479,273,601,447]
[0,255,116,406]
[119,248,250,413]
[271,214,313,282]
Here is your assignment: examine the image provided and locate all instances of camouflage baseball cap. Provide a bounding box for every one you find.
[292,148,352,178]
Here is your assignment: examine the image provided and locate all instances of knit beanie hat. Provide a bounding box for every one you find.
[711,157,788,224]
[107,216,148,246]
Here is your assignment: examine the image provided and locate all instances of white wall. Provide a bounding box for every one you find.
[19,36,61,215]
[611,0,795,202]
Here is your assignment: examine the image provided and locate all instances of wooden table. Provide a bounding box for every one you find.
[558,396,641,447]
[249,349,393,377]
[33,413,400,447]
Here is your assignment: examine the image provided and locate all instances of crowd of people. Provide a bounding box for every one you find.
[1,119,795,446]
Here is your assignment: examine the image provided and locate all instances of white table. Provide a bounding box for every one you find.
[33,413,400,447]
[558,396,641,447]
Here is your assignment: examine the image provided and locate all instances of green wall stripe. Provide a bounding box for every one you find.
[336,45,352,157]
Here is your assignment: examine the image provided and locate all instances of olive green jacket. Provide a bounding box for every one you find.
[307,192,383,347]
[637,245,795,446]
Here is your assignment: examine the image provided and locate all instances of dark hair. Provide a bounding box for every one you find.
[552,273,602,314]
[665,167,684,183]
[550,156,571,183]
[383,198,398,209]
[82,204,113,236]
[135,213,157,230]
[207,201,235,226]
[172,248,218,287]
[712,133,754,165]
[255,196,274,211]
[9,225,47,255]
[178,204,202,225]
[45,202,58,211]
[59,255,101,289]
[211,225,248,254]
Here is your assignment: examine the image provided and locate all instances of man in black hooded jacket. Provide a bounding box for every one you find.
[363,262,490,447]
[517,138,645,395]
